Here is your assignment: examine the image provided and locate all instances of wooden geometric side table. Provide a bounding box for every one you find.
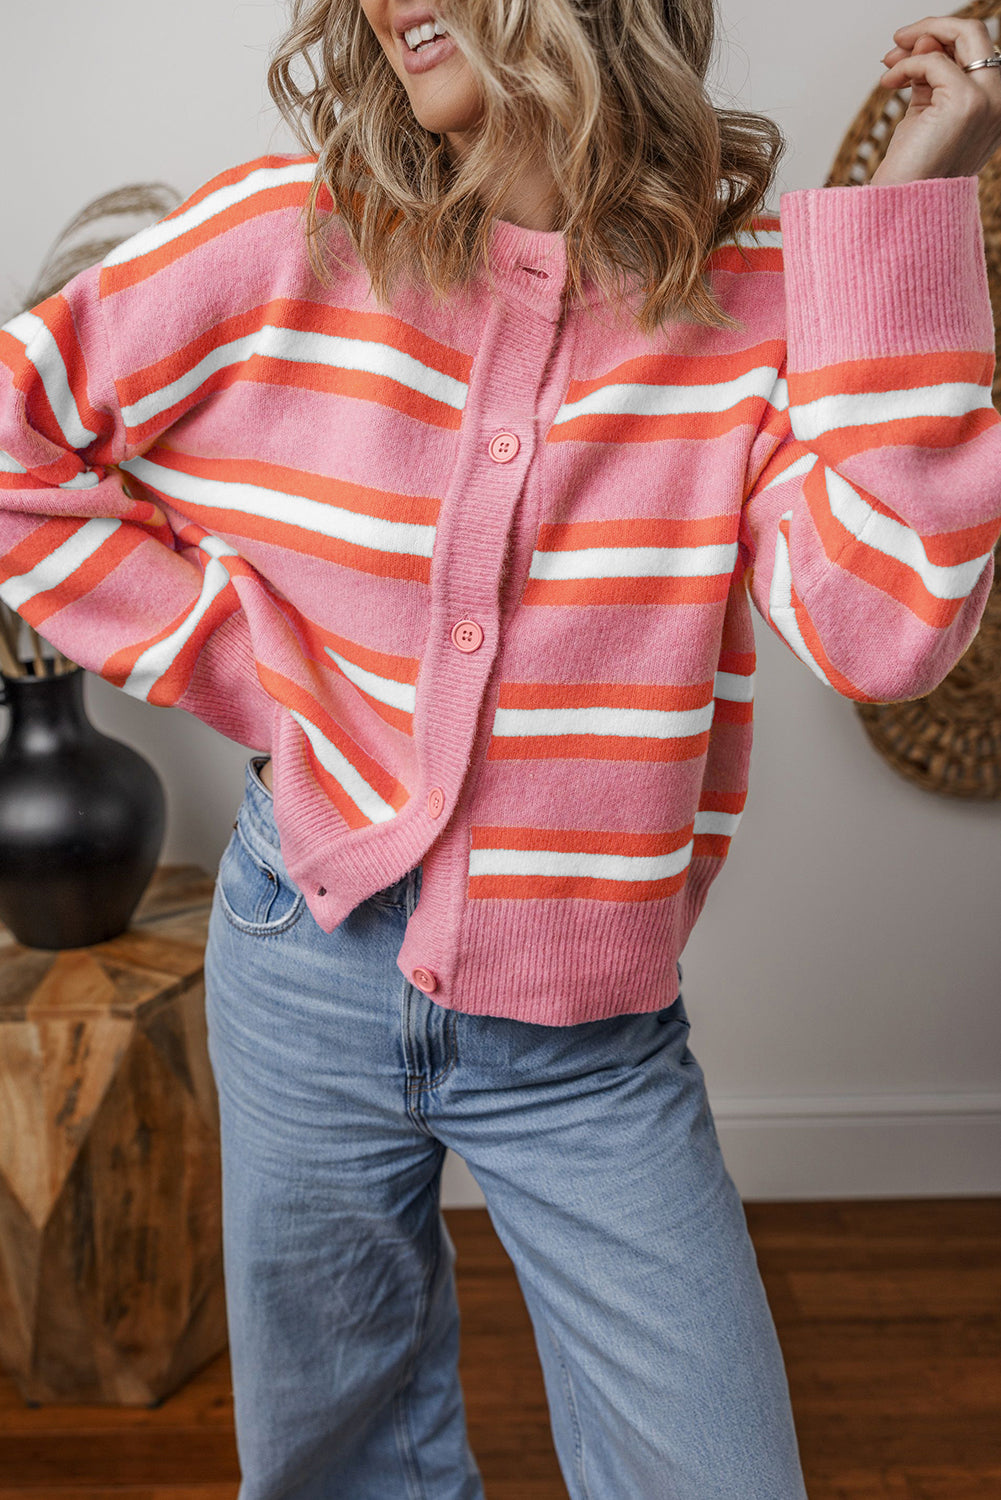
[0,864,227,1406]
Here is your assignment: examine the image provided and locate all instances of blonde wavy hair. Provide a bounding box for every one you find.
[269,0,787,338]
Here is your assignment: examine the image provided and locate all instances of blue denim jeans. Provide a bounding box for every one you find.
[202,754,809,1500]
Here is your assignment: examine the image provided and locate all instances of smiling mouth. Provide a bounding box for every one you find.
[402,19,450,51]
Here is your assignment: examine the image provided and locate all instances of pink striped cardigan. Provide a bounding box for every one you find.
[2,154,1000,1025]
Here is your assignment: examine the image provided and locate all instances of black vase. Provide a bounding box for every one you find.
[0,664,167,949]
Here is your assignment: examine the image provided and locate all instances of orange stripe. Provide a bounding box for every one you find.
[793,404,1000,467]
[486,732,710,763]
[4,297,96,453]
[122,448,437,584]
[551,340,787,446]
[718,647,756,675]
[496,679,714,711]
[101,576,243,703]
[0,515,89,573]
[537,513,735,552]
[1,521,148,628]
[523,574,731,606]
[692,833,732,860]
[317,623,420,685]
[698,789,746,814]
[774,520,879,702]
[708,243,783,276]
[100,183,313,297]
[792,347,994,402]
[549,396,757,446]
[145,448,441,526]
[468,869,690,902]
[712,698,753,725]
[805,478,967,629]
[472,824,693,856]
[256,662,411,828]
[281,614,417,738]
[562,340,786,407]
[98,540,265,689]
[839,489,999,567]
[118,299,471,441]
[156,153,319,222]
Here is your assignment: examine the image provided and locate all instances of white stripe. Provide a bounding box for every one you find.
[289,708,400,824]
[469,841,694,883]
[791,382,995,446]
[766,512,832,687]
[0,517,121,612]
[752,449,814,497]
[101,162,317,268]
[0,448,26,474]
[119,454,436,559]
[121,533,239,700]
[1,311,97,451]
[530,540,738,581]
[122,326,468,429]
[733,225,782,251]
[694,808,742,838]
[824,468,993,601]
[491,702,714,739]
[552,362,785,429]
[324,647,417,713]
[714,669,755,702]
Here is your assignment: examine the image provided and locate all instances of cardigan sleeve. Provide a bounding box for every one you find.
[738,175,1001,704]
[0,256,274,750]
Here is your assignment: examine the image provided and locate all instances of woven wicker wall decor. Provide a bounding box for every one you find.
[825,0,1001,798]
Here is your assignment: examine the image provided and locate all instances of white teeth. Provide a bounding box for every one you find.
[404,18,449,50]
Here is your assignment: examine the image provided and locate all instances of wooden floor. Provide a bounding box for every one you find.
[0,1198,998,1499]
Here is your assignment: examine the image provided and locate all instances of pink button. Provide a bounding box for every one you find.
[488,432,520,463]
[412,967,438,994]
[451,619,483,652]
[427,787,444,818]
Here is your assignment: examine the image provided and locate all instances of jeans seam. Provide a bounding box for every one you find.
[426,1010,457,1089]
[391,1172,442,1500]
[547,1323,593,1500]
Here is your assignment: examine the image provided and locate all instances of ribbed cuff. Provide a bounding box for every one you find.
[777,176,994,366]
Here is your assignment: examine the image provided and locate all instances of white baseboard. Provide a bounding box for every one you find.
[441,1092,1001,1206]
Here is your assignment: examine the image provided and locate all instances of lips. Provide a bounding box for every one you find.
[398,29,457,73]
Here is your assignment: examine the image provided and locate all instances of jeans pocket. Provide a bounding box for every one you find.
[216,821,306,935]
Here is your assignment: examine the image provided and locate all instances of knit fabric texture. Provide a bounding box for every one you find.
[2,153,1000,1023]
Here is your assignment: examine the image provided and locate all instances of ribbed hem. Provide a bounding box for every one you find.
[778,176,994,365]
[176,613,275,751]
[403,857,723,1027]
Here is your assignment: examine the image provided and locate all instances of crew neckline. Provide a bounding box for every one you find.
[485,213,618,319]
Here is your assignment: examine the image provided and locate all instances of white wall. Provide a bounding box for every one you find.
[2,1,999,1202]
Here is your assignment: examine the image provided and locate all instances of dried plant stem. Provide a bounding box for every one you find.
[0,601,76,681]
[0,602,18,669]
[0,622,21,679]
[27,625,47,677]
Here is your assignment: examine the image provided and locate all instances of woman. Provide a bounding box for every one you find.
[3,2,1001,1495]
